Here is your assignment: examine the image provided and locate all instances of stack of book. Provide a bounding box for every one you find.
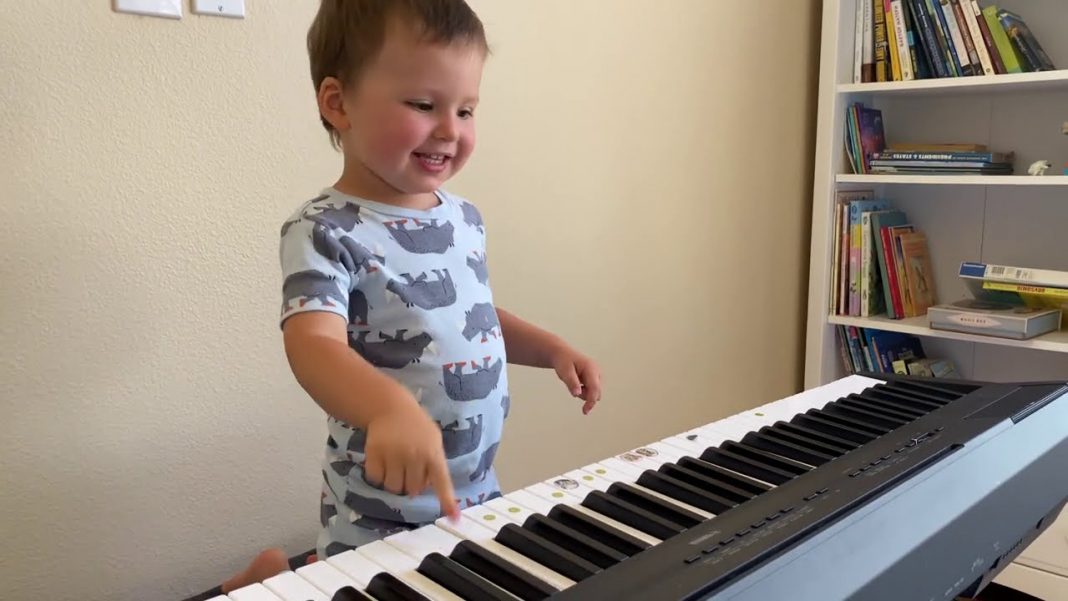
[836,326,957,377]
[852,1,1055,83]
[925,261,1068,340]
[869,147,1014,175]
[830,191,938,320]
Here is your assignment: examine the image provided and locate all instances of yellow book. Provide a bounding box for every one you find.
[884,0,902,80]
[982,281,1068,327]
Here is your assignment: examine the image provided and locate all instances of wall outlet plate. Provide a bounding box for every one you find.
[192,0,245,18]
[113,0,182,19]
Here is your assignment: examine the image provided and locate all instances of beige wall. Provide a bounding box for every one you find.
[0,2,819,599]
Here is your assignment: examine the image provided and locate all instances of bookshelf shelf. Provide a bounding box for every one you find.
[835,174,1068,186]
[837,68,1068,96]
[828,314,1068,353]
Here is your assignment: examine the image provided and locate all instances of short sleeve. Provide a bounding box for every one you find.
[278,216,354,327]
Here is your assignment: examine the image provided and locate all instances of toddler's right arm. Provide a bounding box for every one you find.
[282,311,458,519]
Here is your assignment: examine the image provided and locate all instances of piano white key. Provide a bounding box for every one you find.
[434,515,576,590]
[296,559,361,596]
[204,597,229,601]
[325,550,383,587]
[226,583,283,601]
[659,433,714,455]
[524,482,577,506]
[543,475,599,500]
[356,540,463,601]
[598,456,645,478]
[464,503,520,529]
[565,469,610,492]
[384,524,461,560]
[485,496,535,524]
[262,571,330,601]
[503,489,555,514]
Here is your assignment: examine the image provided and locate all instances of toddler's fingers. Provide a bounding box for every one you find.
[429,456,459,522]
[557,363,582,397]
[382,456,406,495]
[364,454,385,486]
[404,458,426,498]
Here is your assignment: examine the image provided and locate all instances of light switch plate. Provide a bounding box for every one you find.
[192,0,245,18]
[113,0,182,19]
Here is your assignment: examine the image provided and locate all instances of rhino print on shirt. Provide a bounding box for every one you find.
[279,188,509,533]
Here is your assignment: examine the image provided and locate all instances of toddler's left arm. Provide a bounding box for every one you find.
[495,308,602,414]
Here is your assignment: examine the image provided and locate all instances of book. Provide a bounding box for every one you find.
[900,231,937,315]
[929,298,1061,339]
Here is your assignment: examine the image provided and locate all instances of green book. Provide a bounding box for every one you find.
[982,5,1023,73]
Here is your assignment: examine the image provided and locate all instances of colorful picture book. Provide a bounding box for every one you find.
[830,194,938,319]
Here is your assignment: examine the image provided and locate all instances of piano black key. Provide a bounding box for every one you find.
[581,490,686,540]
[775,422,860,452]
[828,401,910,427]
[417,551,515,601]
[741,431,835,466]
[606,482,705,527]
[720,441,812,474]
[637,469,735,514]
[793,412,880,443]
[331,586,376,601]
[450,539,557,601]
[699,446,794,485]
[875,381,957,404]
[865,388,944,412]
[811,407,896,433]
[547,504,651,556]
[844,395,924,421]
[495,522,602,582]
[655,463,752,505]
[761,425,850,457]
[365,572,431,601]
[675,456,771,497]
[522,514,628,569]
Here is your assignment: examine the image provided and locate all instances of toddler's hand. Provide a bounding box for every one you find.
[550,345,602,415]
[363,401,459,521]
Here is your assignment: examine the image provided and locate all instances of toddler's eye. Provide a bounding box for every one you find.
[458,108,475,119]
[407,101,434,112]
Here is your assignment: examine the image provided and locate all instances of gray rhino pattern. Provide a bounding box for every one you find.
[469,442,499,482]
[344,489,407,523]
[330,460,358,477]
[279,194,329,238]
[466,251,489,284]
[305,201,363,231]
[347,428,367,454]
[320,500,338,528]
[350,330,432,369]
[282,270,345,311]
[442,357,503,401]
[348,290,370,325]
[462,302,500,342]
[441,415,484,458]
[313,224,383,277]
[460,201,484,232]
[385,219,455,254]
[386,269,457,310]
[501,395,510,419]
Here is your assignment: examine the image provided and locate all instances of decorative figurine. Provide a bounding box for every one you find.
[1028,160,1052,176]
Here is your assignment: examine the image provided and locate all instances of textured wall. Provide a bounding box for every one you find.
[0,1,819,599]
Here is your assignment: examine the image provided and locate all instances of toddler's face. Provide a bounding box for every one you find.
[340,21,484,201]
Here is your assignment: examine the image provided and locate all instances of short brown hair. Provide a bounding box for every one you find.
[307,0,489,148]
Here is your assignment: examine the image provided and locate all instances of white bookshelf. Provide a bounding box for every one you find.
[804,1,1068,598]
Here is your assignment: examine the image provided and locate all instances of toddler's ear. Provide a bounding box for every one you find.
[318,76,350,132]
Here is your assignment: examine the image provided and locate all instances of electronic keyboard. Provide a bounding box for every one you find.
[207,374,1068,601]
